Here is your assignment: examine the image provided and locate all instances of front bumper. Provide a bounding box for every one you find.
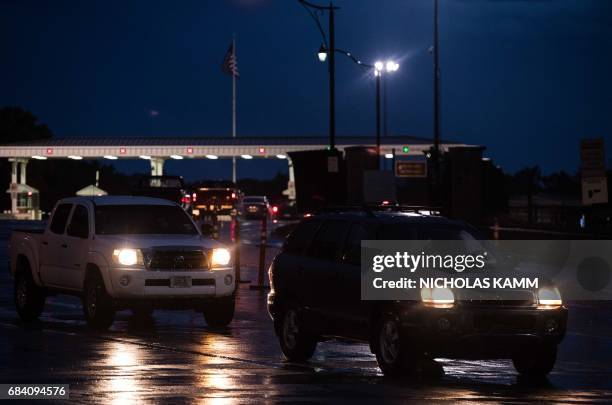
[108,266,235,300]
[397,304,568,359]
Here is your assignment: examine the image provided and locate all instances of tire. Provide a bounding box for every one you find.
[203,295,235,328]
[513,345,557,377]
[373,315,416,376]
[14,267,45,322]
[275,305,317,362]
[82,272,115,331]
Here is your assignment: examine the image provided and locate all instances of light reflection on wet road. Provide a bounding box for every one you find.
[1,220,612,403]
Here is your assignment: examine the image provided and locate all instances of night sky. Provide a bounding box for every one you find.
[2,0,612,181]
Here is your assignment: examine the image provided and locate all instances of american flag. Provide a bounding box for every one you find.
[222,43,239,77]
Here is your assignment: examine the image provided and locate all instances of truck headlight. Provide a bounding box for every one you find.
[421,287,455,309]
[538,287,562,308]
[113,249,144,267]
[210,248,231,268]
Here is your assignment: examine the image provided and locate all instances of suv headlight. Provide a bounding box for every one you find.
[421,287,455,308]
[537,286,562,308]
[112,249,144,267]
[210,248,231,268]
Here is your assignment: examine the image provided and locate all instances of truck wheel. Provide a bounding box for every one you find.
[14,268,45,321]
[83,273,115,331]
[275,306,317,362]
[513,345,557,377]
[373,315,416,376]
[203,295,235,328]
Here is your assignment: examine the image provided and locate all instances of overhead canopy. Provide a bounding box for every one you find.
[76,184,108,197]
[5,184,38,194]
[0,136,469,159]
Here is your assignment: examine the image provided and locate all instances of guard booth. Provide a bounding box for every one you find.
[6,183,41,220]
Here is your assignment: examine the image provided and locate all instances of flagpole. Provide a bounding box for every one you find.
[231,34,237,184]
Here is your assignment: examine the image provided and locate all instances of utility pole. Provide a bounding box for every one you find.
[299,0,339,151]
[375,71,381,168]
[328,3,336,150]
[433,0,441,185]
[232,34,237,184]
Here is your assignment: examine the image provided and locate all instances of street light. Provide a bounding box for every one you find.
[386,61,399,72]
[373,60,399,166]
[299,0,339,150]
[318,44,327,62]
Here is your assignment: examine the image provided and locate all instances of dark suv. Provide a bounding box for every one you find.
[267,208,567,377]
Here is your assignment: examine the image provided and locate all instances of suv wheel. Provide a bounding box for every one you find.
[203,295,235,328]
[513,345,557,377]
[14,268,45,321]
[374,315,415,376]
[83,273,115,330]
[276,306,317,362]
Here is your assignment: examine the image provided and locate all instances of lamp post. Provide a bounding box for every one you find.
[299,0,339,151]
[299,1,400,165]
[432,0,441,201]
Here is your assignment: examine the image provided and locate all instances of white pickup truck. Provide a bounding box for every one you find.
[9,196,235,330]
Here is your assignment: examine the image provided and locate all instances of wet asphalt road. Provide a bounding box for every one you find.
[1,220,612,403]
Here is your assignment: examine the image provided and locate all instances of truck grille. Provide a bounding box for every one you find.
[144,248,209,271]
[457,290,536,308]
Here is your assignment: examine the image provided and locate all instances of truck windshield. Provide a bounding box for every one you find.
[95,205,198,235]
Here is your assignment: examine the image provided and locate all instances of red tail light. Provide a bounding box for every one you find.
[192,193,197,202]
[181,196,191,204]
[382,200,390,205]
[272,206,278,213]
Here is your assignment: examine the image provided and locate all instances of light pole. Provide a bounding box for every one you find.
[299,0,339,151]
[432,0,441,200]
[374,61,399,167]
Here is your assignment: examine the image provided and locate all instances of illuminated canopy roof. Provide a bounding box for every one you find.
[0,135,469,159]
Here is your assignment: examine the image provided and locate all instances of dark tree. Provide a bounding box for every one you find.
[0,106,52,143]
[0,107,54,211]
[540,171,580,197]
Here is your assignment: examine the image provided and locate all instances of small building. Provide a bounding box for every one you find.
[5,183,41,220]
[76,184,108,197]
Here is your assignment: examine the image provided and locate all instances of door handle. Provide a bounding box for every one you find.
[61,244,68,248]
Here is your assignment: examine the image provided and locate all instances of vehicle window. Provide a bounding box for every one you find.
[49,204,73,235]
[95,205,198,235]
[342,223,369,265]
[67,205,89,238]
[377,223,417,240]
[283,219,321,255]
[308,220,350,261]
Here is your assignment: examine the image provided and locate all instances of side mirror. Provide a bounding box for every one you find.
[201,223,215,237]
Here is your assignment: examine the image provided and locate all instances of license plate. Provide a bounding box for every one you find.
[170,276,192,288]
[192,209,200,215]
[248,206,258,212]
